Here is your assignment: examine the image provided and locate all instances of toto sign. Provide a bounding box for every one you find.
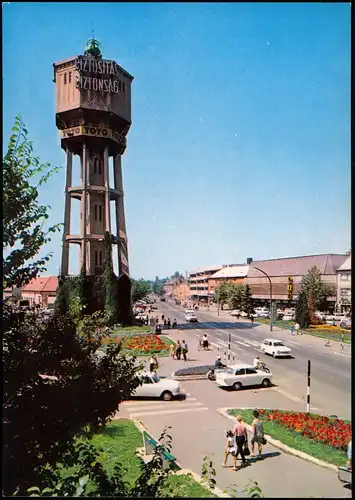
[61,125,126,145]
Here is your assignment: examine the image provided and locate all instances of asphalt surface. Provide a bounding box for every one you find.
[158,301,351,420]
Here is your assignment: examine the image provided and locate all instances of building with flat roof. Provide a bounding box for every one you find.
[246,253,349,307]
[207,265,249,299]
[336,254,351,313]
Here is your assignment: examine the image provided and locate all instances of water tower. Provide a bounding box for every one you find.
[53,39,133,279]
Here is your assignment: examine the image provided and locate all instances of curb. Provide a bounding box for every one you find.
[131,418,227,498]
[171,372,208,381]
[217,407,338,473]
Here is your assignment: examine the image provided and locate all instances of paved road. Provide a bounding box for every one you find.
[117,304,351,497]
[158,301,351,420]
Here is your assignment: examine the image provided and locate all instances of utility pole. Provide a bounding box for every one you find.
[307,360,311,413]
[254,267,273,332]
[228,332,231,366]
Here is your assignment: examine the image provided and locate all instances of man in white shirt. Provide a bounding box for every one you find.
[253,356,261,370]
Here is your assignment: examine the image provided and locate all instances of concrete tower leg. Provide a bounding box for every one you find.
[81,143,88,274]
[61,150,72,276]
[103,146,111,233]
[113,154,129,276]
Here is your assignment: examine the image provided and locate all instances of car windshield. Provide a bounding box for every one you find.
[151,374,160,383]
[274,342,285,347]
[225,368,235,375]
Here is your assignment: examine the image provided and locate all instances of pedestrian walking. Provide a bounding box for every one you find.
[295,322,300,335]
[148,355,158,373]
[232,415,248,470]
[169,343,176,359]
[250,410,266,458]
[161,314,165,322]
[164,318,168,328]
[182,340,188,361]
[172,318,177,328]
[290,323,295,335]
[222,430,237,468]
[250,315,254,324]
[175,341,182,360]
[167,318,171,329]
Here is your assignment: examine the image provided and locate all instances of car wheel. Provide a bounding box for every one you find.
[161,391,173,401]
[233,382,242,391]
[262,378,271,387]
[272,352,276,358]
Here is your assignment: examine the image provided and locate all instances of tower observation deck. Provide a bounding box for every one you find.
[53,39,133,277]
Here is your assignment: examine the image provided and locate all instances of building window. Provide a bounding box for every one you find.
[94,205,98,221]
[69,72,72,83]
[95,250,98,266]
[340,288,351,297]
[341,274,349,281]
[64,73,67,84]
[99,205,102,221]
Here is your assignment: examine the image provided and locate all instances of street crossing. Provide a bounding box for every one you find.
[120,391,209,418]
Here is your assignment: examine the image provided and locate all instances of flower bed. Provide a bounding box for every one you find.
[257,409,351,451]
[100,334,173,356]
[227,408,351,467]
[308,324,349,332]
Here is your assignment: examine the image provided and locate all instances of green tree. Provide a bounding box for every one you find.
[214,281,233,310]
[103,232,117,325]
[3,305,142,495]
[3,115,61,288]
[131,279,151,303]
[295,289,310,328]
[228,283,244,310]
[241,284,253,315]
[299,266,331,312]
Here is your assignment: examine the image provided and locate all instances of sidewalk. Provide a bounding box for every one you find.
[197,305,351,357]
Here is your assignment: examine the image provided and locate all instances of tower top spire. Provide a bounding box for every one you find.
[84,37,103,59]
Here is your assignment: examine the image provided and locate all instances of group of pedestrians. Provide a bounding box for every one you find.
[169,340,188,361]
[223,411,266,471]
[160,315,177,329]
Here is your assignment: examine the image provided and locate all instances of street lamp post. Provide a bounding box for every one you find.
[254,267,273,332]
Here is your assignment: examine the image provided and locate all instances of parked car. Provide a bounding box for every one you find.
[260,339,292,358]
[215,363,272,390]
[132,372,181,401]
[258,311,270,318]
[185,309,194,314]
[240,311,248,317]
[185,313,198,322]
[282,314,294,321]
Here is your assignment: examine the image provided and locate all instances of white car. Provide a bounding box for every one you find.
[185,313,198,322]
[258,311,270,318]
[132,372,181,401]
[215,363,272,390]
[185,309,194,314]
[282,314,294,321]
[240,311,248,317]
[260,339,292,358]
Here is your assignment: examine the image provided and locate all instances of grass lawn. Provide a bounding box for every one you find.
[227,409,348,467]
[90,419,216,497]
[255,318,351,344]
[111,325,152,335]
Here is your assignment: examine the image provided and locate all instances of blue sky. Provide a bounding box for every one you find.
[3,2,351,280]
